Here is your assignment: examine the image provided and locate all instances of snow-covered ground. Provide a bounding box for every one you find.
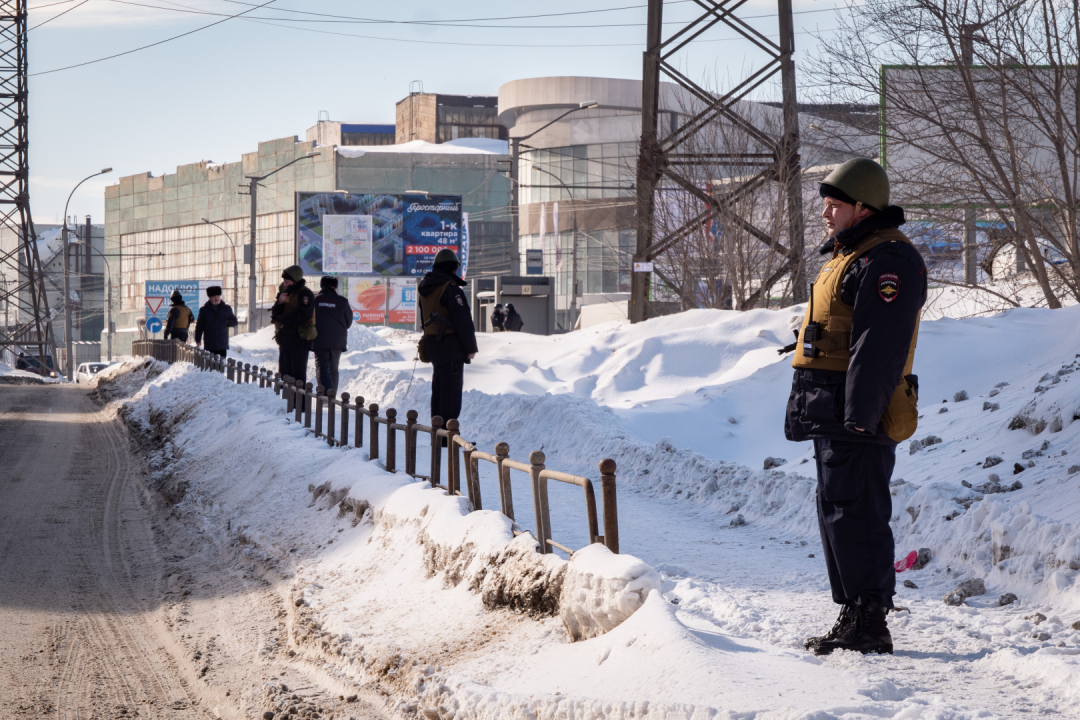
[103,303,1080,718]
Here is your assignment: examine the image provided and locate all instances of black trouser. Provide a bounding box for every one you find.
[431,360,464,424]
[279,345,311,410]
[168,329,189,342]
[313,349,342,393]
[813,437,896,609]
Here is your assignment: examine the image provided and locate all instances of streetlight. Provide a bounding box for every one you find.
[532,165,580,330]
[201,218,240,315]
[68,238,113,361]
[245,151,320,333]
[63,167,111,380]
[510,101,597,274]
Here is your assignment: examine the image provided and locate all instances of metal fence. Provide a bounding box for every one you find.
[131,339,619,555]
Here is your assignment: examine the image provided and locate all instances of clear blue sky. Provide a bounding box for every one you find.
[28,0,843,224]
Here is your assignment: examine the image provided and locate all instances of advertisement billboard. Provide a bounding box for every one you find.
[341,276,417,329]
[144,280,221,335]
[295,192,466,277]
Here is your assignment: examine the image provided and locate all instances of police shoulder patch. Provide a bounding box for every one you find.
[456,295,464,306]
[878,273,900,302]
[303,295,310,305]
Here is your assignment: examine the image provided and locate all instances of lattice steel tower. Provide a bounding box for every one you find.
[0,0,54,372]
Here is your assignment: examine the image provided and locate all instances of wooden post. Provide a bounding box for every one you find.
[339,392,350,448]
[284,375,294,413]
[529,450,550,554]
[405,409,418,475]
[227,358,235,382]
[368,403,380,460]
[496,442,513,520]
[294,380,304,423]
[430,415,443,487]
[446,419,460,495]
[600,458,619,554]
[303,383,313,427]
[385,408,397,472]
[314,386,325,437]
[352,395,364,448]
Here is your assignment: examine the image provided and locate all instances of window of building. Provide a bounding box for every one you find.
[520,143,637,204]
[341,124,396,146]
[436,105,508,143]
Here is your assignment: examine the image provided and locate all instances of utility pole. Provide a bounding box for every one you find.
[632,0,807,322]
[509,137,521,275]
[62,169,111,380]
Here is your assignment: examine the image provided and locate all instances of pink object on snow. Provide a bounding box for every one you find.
[894,550,918,573]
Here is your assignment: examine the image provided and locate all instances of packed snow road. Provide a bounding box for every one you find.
[0,383,388,720]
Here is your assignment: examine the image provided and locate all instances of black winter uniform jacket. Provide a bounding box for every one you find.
[271,280,316,350]
[785,206,927,444]
[418,269,478,366]
[312,288,353,351]
[194,301,238,351]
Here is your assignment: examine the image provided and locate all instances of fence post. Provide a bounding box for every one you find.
[496,442,513,520]
[352,395,363,448]
[294,380,305,423]
[405,410,418,475]
[226,358,235,382]
[430,416,443,488]
[241,362,249,383]
[385,408,397,472]
[445,419,460,495]
[304,382,314,428]
[368,404,380,460]
[326,390,337,445]
[314,386,324,437]
[600,459,619,554]
[284,375,294,413]
[274,372,282,395]
[340,392,351,448]
[529,450,551,554]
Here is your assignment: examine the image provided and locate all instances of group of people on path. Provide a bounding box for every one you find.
[489,302,523,332]
[163,286,238,356]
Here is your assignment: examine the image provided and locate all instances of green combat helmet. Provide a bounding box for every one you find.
[282,265,304,282]
[433,248,459,266]
[820,158,890,213]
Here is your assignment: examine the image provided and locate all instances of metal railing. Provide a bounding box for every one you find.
[131,339,620,555]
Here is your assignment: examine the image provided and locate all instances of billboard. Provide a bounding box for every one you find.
[340,276,417,329]
[295,192,466,277]
[144,280,221,335]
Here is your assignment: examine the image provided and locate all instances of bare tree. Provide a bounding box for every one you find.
[808,0,1080,309]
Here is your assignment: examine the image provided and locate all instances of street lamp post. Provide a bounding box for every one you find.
[63,167,111,380]
[532,166,579,330]
[510,101,597,275]
[201,218,239,315]
[245,151,320,333]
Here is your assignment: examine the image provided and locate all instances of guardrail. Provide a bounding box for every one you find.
[131,339,619,555]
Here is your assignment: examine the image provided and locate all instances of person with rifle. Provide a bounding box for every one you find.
[417,249,477,427]
[163,290,195,342]
[784,158,926,656]
[271,265,316,406]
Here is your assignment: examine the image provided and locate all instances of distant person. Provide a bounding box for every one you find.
[504,302,524,332]
[15,352,26,370]
[418,249,477,427]
[490,303,506,332]
[272,266,316,406]
[194,285,238,358]
[785,157,926,657]
[163,290,194,342]
[312,276,353,393]
[272,281,286,375]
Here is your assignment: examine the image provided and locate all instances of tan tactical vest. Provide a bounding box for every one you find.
[793,229,919,374]
[172,305,193,329]
[419,282,455,337]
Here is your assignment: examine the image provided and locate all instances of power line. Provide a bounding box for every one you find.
[31,0,278,76]
[28,0,88,31]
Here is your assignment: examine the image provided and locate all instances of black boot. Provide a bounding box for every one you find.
[813,599,893,656]
[804,603,855,651]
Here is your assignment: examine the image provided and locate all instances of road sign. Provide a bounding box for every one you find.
[146,317,163,334]
[526,248,543,275]
[144,296,164,314]
[633,261,655,273]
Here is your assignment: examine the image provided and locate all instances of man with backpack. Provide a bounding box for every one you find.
[417,249,477,427]
[271,265,316,397]
[312,276,353,393]
[163,289,195,342]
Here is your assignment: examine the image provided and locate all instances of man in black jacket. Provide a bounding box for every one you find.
[490,303,506,332]
[271,265,316,390]
[163,290,194,342]
[785,158,926,656]
[312,276,353,392]
[504,303,524,332]
[418,249,477,425]
[194,286,238,358]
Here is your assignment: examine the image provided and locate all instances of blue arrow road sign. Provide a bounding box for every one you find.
[147,317,163,334]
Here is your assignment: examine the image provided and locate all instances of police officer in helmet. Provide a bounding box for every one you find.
[418,249,478,427]
[785,157,927,656]
[163,289,194,342]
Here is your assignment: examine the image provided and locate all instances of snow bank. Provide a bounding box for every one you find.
[559,543,661,641]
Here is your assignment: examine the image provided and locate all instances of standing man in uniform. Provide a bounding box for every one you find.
[784,158,926,656]
[194,286,238,358]
[312,276,352,393]
[503,302,524,332]
[163,289,194,342]
[271,265,316,394]
[417,249,477,426]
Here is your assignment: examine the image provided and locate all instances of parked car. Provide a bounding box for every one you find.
[76,361,114,384]
[18,354,57,378]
